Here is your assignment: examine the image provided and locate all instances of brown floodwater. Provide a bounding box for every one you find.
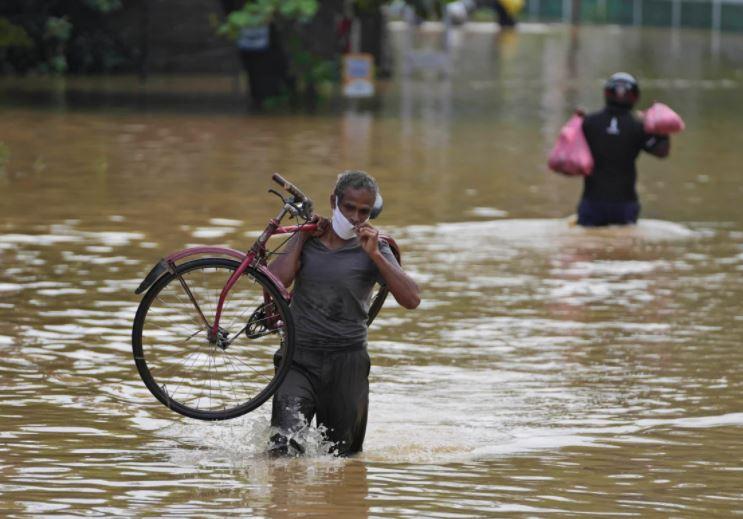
[1,22,742,517]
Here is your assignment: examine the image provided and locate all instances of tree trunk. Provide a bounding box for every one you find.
[218,0,292,109]
[138,0,149,80]
[358,6,391,78]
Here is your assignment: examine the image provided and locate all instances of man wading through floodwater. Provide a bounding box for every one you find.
[576,72,671,226]
[267,170,421,456]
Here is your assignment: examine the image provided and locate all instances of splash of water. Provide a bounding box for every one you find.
[157,409,339,470]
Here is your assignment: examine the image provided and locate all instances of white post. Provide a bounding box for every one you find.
[711,0,721,57]
[671,0,681,51]
[671,0,681,28]
[633,0,642,26]
[442,6,451,52]
[563,0,572,23]
[350,17,361,53]
[530,0,540,20]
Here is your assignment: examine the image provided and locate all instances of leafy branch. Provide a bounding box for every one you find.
[218,0,319,39]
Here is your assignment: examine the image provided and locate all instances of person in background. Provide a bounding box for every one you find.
[577,72,670,226]
[267,170,421,457]
[444,0,519,27]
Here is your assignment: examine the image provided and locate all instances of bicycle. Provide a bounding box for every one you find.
[132,174,400,421]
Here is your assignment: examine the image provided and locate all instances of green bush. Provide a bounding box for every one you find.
[0,142,9,173]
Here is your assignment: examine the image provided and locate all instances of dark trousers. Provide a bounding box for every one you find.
[270,346,370,457]
[577,199,640,227]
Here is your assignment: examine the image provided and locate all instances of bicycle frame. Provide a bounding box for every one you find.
[135,175,400,346]
[208,215,317,341]
[131,174,403,421]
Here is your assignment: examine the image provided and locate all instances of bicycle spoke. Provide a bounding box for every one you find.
[207,345,215,410]
[220,354,245,406]
[135,258,293,419]
[173,269,212,329]
[153,345,205,380]
[181,347,219,411]
[183,328,204,342]
[209,268,218,327]
[146,302,203,337]
[150,302,204,340]
[164,347,207,402]
[220,348,273,384]
[223,280,264,331]
[211,352,229,411]
[157,289,205,331]
[224,298,260,335]
[220,351,266,402]
[144,317,203,344]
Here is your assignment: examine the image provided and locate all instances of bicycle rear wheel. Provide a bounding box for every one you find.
[132,257,294,420]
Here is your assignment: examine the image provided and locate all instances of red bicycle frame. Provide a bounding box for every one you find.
[208,217,317,340]
[134,173,400,346]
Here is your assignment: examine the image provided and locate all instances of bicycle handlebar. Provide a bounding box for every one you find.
[272,173,309,202]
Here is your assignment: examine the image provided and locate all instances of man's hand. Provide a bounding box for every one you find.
[357,223,421,310]
[305,215,330,238]
[355,222,380,258]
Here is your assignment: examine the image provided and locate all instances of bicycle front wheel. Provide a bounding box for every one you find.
[132,258,294,420]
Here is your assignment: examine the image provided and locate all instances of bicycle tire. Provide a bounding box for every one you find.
[132,257,295,420]
[366,238,401,327]
[367,286,389,326]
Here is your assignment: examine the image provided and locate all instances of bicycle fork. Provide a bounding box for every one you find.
[173,207,288,348]
[166,258,240,350]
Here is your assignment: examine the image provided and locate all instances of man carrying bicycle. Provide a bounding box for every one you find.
[267,170,421,456]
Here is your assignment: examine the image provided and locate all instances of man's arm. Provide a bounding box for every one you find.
[643,134,670,158]
[268,217,329,288]
[357,225,420,310]
[267,231,310,289]
[371,251,421,310]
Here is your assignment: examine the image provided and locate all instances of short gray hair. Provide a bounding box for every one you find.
[333,170,379,201]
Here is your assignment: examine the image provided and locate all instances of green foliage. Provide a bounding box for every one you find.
[218,0,335,108]
[471,7,496,22]
[0,142,9,173]
[405,0,445,20]
[355,0,400,14]
[262,92,292,110]
[219,0,273,38]
[287,34,337,84]
[259,51,337,110]
[219,0,319,39]
[0,18,33,50]
[84,0,123,13]
[43,17,72,73]
[47,55,67,74]
[45,17,73,42]
[278,0,318,19]
[2,2,125,74]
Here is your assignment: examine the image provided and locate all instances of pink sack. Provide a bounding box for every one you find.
[643,102,685,134]
[548,114,594,177]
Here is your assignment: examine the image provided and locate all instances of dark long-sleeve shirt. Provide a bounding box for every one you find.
[581,105,669,203]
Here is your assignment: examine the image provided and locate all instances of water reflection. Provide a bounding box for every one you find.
[2,209,742,515]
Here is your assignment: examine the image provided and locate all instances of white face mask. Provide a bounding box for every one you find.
[332,196,360,240]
